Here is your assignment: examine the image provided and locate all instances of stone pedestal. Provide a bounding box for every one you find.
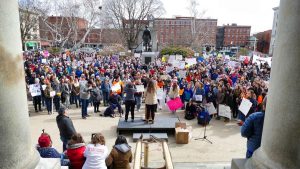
[232,0,300,168]
[0,1,40,168]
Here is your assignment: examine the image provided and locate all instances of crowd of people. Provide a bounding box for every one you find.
[24,49,271,162]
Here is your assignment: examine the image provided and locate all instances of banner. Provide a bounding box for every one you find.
[178,70,186,78]
[172,60,180,68]
[179,61,186,69]
[42,85,47,90]
[29,84,41,97]
[41,59,47,64]
[136,85,145,92]
[239,98,253,116]
[219,104,232,119]
[50,91,56,97]
[228,61,240,68]
[85,57,93,62]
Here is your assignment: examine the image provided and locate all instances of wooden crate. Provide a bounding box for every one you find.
[175,127,189,144]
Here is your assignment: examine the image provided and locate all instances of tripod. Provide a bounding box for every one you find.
[194,104,213,144]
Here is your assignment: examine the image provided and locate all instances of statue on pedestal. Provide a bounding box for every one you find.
[142,26,152,52]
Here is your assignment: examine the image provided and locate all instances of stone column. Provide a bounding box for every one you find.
[245,0,300,168]
[0,1,40,169]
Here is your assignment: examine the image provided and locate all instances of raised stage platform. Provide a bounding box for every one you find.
[116,116,179,134]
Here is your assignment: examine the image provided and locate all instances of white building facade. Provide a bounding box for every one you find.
[269,7,279,56]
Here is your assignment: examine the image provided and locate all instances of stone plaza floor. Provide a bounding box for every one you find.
[29,102,246,167]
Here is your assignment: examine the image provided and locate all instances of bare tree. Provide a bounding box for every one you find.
[103,0,165,50]
[19,0,41,50]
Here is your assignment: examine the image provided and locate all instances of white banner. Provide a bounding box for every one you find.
[239,98,253,116]
[168,55,176,63]
[179,61,186,69]
[134,53,140,58]
[175,55,183,61]
[185,58,197,66]
[166,66,174,73]
[41,59,47,64]
[206,103,217,115]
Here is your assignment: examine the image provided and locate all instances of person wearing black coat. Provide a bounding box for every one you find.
[56,106,76,151]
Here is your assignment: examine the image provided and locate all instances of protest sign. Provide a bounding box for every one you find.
[111,84,121,92]
[42,85,47,90]
[179,61,186,69]
[42,59,47,64]
[112,55,119,62]
[239,56,249,62]
[134,53,140,58]
[168,55,176,63]
[29,84,41,97]
[50,91,56,97]
[178,70,186,78]
[194,53,199,57]
[185,58,197,66]
[156,60,161,66]
[194,95,202,102]
[219,104,232,119]
[175,55,183,61]
[43,50,49,57]
[228,61,240,68]
[172,60,180,68]
[206,103,217,115]
[166,66,174,73]
[157,88,165,100]
[63,54,66,60]
[239,98,253,116]
[136,85,145,92]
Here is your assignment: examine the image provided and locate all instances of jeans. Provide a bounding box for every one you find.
[102,91,109,106]
[65,95,70,108]
[135,96,142,111]
[125,100,135,120]
[238,110,246,122]
[45,97,52,113]
[81,99,89,117]
[53,96,61,112]
[74,95,80,108]
[60,137,68,152]
[33,96,42,112]
[93,101,100,112]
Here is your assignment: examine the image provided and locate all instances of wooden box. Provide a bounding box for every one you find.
[175,127,189,144]
[175,122,187,128]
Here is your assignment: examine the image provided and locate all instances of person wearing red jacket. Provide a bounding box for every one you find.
[66,133,86,169]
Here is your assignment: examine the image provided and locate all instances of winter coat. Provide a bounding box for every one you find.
[91,87,102,102]
[62,83,71,96]
[144,89,158,105]
[37,147,61,158]
[241,112,265,155]
[66,143,86,169]
[56,114,76,140]
[80,85,90,100]
[105,144,132,169]
[168,86,180,99]
[101,81,111,93]
[124,86,137,101]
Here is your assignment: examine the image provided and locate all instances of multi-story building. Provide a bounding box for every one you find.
[269,6,279,56]
[219,24,251,48]
[254,30,272,54]
[216,26,225,50]
[154,17,217,50]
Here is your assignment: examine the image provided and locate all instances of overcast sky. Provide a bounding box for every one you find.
[162,0,280,34]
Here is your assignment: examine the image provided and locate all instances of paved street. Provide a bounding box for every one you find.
[29,102,246,166]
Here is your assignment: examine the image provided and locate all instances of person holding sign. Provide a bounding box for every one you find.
[32,78,42,112]
[193,82,205,104]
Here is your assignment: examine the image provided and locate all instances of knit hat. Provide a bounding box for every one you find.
[38,133,51,148]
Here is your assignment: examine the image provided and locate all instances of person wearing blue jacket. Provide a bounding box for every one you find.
[241,97,266,158]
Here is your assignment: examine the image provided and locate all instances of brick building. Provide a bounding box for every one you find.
[254,30,272,54]
[219,24,251,48]
[153,17,217,49]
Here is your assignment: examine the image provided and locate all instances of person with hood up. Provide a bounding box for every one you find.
[66,133,86,169]
[106,135,132,169]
